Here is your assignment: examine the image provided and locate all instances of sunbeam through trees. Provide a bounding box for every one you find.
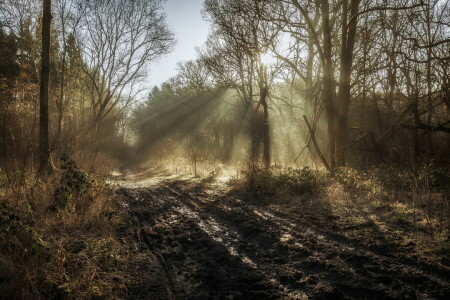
[0,0,449,299]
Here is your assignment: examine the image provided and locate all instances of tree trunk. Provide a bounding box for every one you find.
[304,115,332,172]
[336,0,360,167]
[39,0,52,174]
[319,0,337,170]
[259,64,271,169]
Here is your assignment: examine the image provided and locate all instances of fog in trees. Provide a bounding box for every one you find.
[1,0,449,298]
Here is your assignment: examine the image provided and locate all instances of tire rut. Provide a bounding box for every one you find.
[117,179,450,299]
[164,181,450,299]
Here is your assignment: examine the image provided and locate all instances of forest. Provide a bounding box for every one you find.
[0,0,449,299]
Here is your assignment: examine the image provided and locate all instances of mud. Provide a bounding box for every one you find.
[115,173,450,299]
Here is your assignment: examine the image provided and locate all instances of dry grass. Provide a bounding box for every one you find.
[74,150,119,176]
[324,166,450,259]
[245,164,449,260]
[0,152,126,299]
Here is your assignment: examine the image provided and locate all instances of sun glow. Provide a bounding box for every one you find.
[260,51,275,66]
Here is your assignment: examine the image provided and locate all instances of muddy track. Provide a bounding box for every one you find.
[116,177,450,299]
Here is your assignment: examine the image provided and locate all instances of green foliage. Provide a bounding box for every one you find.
[0,29,20,84]
[249,167,326,197]
[0,201,49,259]
[15,225,49,256]
[53,154,95,210]
[0,168,124,299]
[0,201,18,231]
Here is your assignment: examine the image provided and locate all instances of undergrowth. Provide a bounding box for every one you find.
[246,163,450,256]
[246,167,327,200]
[0,153,125,299]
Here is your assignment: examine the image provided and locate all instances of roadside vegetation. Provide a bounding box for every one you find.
[1,0,449,298]
[0,154,129,299]
[243,164,450,264]
[0,0,173,296]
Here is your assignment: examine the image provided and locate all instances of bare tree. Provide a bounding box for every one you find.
[202,0,281,169]
[77,0,175,127]
[176,59,213,95]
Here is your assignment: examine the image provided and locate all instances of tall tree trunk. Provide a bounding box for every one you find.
[425,2,433,153]
[305,34,315,116]
[259,64,271,169]
[39,0,52,173]
[305,11,320,116]
[319,0,337,170]
[52,2,68,155]
[336,0,360,167]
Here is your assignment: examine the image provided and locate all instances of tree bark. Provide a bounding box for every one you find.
[304,115,332,172]
[259,63,271,169]
[336,0,361,167]
[39,0,52,174]
[319,0,337,170]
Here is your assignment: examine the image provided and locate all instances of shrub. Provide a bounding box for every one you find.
[53,154,95,210]
[331,165,449,240]
[0,153,125,299]
[0,201,49,257]
[248,167,326,198]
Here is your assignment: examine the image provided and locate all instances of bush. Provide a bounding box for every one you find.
[248,167,327,198]
[53,154,95,210]
[0,201,51,298]
[330,165,449,240]
[334,168,387,201]
[0,153,125,299]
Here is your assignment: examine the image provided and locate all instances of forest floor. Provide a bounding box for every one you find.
[112,164,450,299]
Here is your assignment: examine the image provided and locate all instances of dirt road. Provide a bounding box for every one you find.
[115,171,450,299]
